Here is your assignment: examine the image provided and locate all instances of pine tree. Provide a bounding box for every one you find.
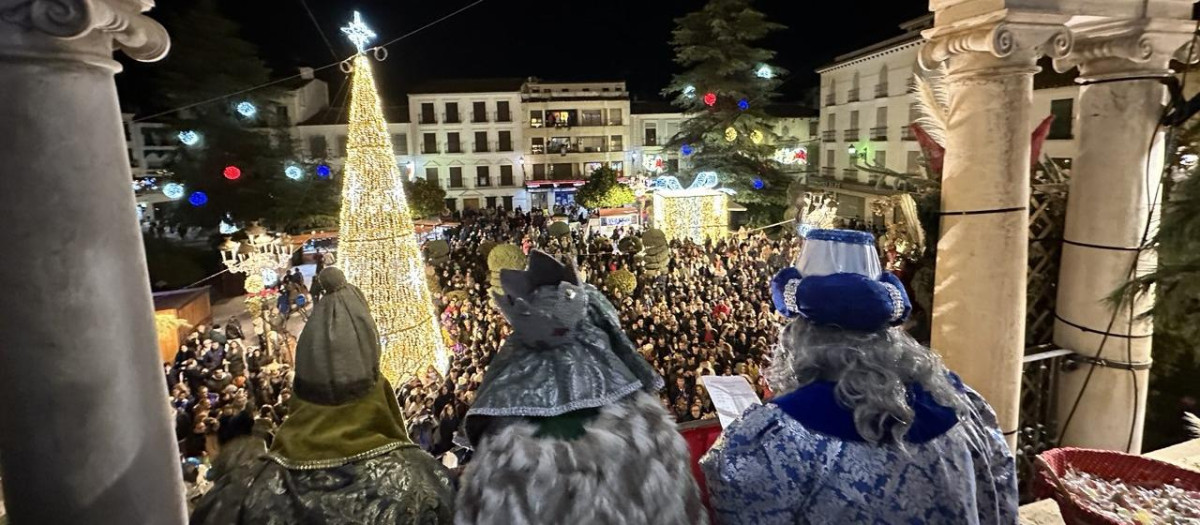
[149,0,338,232]
[663,0,788,210]
[576,166,636,209]
[339,53,447,383]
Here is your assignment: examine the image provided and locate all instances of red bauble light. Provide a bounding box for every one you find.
[223,165,242,180]
[703,92,717,107]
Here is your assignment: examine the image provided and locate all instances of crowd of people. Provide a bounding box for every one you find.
[165,205,793,487]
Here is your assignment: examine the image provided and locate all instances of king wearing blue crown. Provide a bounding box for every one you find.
[701,229,1018,524]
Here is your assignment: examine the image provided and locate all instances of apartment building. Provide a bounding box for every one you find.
[816,15,1079,222]
[521,80,630,210]
[125,114,178,221]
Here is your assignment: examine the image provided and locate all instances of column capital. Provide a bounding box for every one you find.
[1053,19,1198,82]
[920,13,1072,74]
[0,0,169,67]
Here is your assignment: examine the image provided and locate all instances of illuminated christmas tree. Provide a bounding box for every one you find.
[338,13,447,382]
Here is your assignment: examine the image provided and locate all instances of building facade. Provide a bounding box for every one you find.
[816,15,1080,222]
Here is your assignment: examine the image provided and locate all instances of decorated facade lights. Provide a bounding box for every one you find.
[236,101,257,118]
[188,191,208,207]
[285,165,303,180]
[773,146,808,165]
[162,182,186,200]
[703,92,717,107]
[642,154,666,174]
[223,165,242,180]
[178,130,200,146]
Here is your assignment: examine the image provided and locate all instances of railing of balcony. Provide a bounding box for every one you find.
[820,166,835,177]
[474,142,489,153]
[870,126,888,141]
[495,111,512,123]
[445,143,463,154]
[821,130,837,142]
[472,113,488,123]
[842,168,859,180]
[901,126,916,141]
[444,112,461,124]
[847,88,860,102]
[843,128,860,141]
[420,144,439,154]
[419,115,437,125]
[824,95,836,107]
[874,84,889,98]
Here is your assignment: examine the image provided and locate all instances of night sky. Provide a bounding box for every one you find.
[122,0,929,112]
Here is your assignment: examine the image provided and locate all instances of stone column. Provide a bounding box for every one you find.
[1051,20,1196,453]
[920,18,1071,449]
[0,1,184,523]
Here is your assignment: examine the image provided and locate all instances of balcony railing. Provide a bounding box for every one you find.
[644,138,658,147]
[474,142,489,153]
[821,130,837,142]
[870,126,888,141]
[444,113,461,124]
[842,168,859,180]
[821,166,836,177]
[499,176,515,186]
[472,113,488,123]
[824,95,836,107]
[419,115,437,125]
[496,111,512,123]
[580,117,604,127]
[874,84,889,98]
[847,88,860,102]
[497,141,513,152]
[901,126,916,141]
[843,128,860,141]
[476,178,492,187]
[445,144,463,154]
[420,144,438,154]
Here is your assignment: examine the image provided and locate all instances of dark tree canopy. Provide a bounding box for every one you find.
[663,0,789,209]
[149,0,339,232]
[404,176,447,219]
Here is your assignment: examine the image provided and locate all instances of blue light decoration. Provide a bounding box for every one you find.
[756,64,774,79]
[285,165,303,180]
[178,130,200,146]
[752,177,764,189]
[681,143,694,156]
[650,171,719,192]
[188,191,208,207]
[738,99,750,111]
[162,182,185,200]
[316,164,331,179]
[236,101,257,118]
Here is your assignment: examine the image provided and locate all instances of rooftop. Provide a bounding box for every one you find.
[408,78,527,95]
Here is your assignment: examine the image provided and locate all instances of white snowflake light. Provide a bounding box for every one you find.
[341,11,377,54]
[1182,153,1198,167]
[236,101,257,118]
[162,182,185,200]
[683,85,696,99]
[285,165,304,180]
[178,130,200,146]
[756,64,774,79]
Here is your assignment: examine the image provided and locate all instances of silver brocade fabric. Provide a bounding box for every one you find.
[466,284,663,441]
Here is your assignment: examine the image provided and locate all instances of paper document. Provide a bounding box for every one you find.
[700,375,762,428]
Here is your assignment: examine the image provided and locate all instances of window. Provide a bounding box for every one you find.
[875,107,888,127]
[826,149,835,167]
[502,196,514,210]
[609,161,623,174]
[425,166,438,182]
[276,105,289,124]
[609,108,623,125]
[1049,99,1074,139]
[529,110,543,127]
[446,132,461,153]
[907,151,922,173]
[532,163,547,178]
[531,137,545,154]
[609,135,623,152]
[476,165,491,187]
[423,133,437,154]
[809,120,819,137]
[444,198,457,212]
[498,130,512,151]
[875,64,889,97]
[500,164,514,186]
[584,162,604,175]
[392,134,407,155]
[548,136,572,153]
[581,109,603,126]
[309,135,328,157]
[849,110,859,129]
[472,101,487,123]
[547,110,571,128]
[874,150,886,168]
[497,101,511,122]
[474,131,488,152]
[486,196,497,208]
[908,103,920,123]
[445,102,459,123]
[644,123,658,146]
[579,136,605,153]
[337,135,348,157]
[449,167,464,188]
[828,113,837,130]
[551,163,573,178]
[420,103,435,124]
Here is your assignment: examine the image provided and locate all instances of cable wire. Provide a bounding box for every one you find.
[298,0,340,61]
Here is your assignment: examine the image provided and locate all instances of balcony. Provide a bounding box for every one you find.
[472,113,488,123]
[901,126,916,141]
[443,113,461,124]
[842,168,859,180]
[497,141,513,152]
[821,166,836,177]
[843,128,860,141]
[847,88,860,102]
[420,144,439,154]
[824,95,836,107]
[580,117,605,127]
[477,178,492,188]
[821,130,837,142]
[870,126,888,141]
[875,84,889,98]
[474,142,489,153]
[419,115,437,125]
[495,111,512,123]
[445,144,463,154]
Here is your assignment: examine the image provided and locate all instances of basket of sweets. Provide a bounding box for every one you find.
[1035,447,1200,524]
